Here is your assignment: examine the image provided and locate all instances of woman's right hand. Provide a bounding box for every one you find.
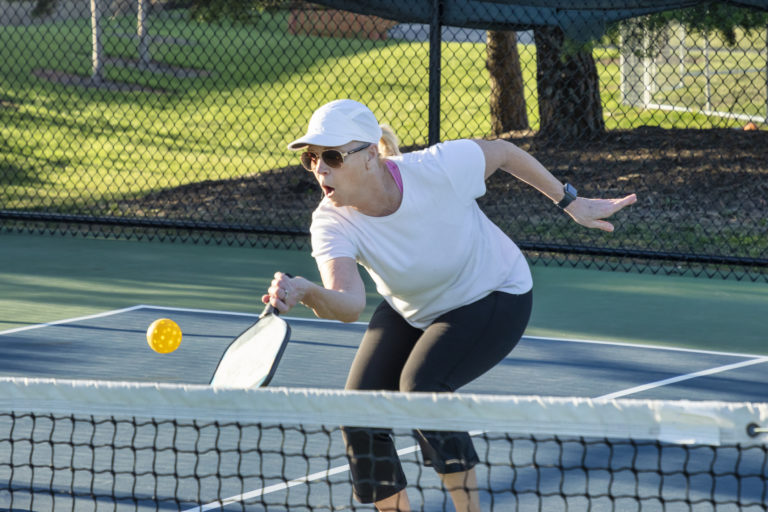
[262,272,303,314]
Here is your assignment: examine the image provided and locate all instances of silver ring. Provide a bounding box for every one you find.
[281,289,287,300]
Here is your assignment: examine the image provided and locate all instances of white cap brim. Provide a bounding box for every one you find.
[287,132,356,150]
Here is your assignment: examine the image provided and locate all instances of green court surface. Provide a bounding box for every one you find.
[1,231,766,355]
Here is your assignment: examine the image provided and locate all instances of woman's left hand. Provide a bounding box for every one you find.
[564,193,637,232]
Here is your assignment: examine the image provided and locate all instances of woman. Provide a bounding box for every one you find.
[262,99,636,512]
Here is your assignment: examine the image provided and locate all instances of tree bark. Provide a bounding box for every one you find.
[486,30,529,135]
[534,26,604,141]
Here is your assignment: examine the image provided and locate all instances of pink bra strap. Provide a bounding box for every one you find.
[385,160,403,194]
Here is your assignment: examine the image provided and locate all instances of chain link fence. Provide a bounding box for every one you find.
[1,0,767,280]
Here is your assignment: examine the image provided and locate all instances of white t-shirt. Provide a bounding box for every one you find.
[310,139,533,328]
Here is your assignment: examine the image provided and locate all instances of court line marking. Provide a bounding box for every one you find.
[133,304,767,360]
[597,356,768,400]
[0,306,144,336]
[523,334,767,359]
[4,304,764,360]
[183,355,768,511]
[135,304,264,318]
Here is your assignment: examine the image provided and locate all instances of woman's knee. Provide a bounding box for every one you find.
[399,367,448,393]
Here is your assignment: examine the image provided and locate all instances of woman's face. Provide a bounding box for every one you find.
[304,142,372,208]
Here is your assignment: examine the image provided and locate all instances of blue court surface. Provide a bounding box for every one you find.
[1,305,767,511]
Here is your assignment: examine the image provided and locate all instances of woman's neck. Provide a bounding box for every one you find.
[352,159,402,217]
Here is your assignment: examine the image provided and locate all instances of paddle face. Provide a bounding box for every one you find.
[210,304,290,389]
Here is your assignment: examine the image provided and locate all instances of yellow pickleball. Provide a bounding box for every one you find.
[146,318,182,354]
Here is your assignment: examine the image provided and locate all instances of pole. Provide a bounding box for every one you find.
[137,0,150,68]
[427,0,442,146]
[90,0,103,82]
[704,30,712,113]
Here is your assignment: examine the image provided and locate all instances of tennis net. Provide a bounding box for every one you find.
[1,376,766,511]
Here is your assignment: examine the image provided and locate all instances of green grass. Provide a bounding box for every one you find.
[649,40,767,118]
[0,10,763,212]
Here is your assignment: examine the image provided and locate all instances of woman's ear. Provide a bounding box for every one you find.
[365,145,377,170]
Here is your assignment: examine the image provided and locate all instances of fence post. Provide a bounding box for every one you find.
[428,0,442,145]
[137,0,150,67]
[704,30,712,113]
[620,27,651,108]
[90,0,103,82]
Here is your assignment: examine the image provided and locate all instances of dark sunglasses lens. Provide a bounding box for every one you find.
[300,152,315,170]
[321,150,344,168]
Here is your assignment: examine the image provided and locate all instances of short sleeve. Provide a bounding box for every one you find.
[430,140,486,201]
[309,205,358,266]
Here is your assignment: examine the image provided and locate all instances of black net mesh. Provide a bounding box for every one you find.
[1,380,767,511]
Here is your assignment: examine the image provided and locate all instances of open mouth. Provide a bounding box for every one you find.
[322,185,335,197]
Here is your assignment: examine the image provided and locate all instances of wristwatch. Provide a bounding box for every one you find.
[556,183,577,209]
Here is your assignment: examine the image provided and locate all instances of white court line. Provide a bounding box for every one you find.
[0,304,262,339]
[184,355,768,511]
[7,303,764,360]
[597,356,768,400]
[136,304,767,360]
[134,304,262,318]
[0,306,145,336]
[9,304,763,360]
[524,334,768,360]
[189,443,425,512]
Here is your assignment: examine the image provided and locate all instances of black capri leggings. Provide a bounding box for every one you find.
[342,290,533,503]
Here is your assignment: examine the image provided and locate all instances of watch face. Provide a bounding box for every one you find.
[557,184,577,208]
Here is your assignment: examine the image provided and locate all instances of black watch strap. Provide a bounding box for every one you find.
[556,183,577,209]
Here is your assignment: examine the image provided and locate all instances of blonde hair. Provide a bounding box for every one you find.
[378,124,401,157]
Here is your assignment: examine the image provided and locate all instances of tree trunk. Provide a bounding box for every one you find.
[533,26,604,141]
[486,30,529,135]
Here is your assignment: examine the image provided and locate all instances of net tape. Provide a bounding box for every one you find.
[2,377,766,446]
[1,378,766,511]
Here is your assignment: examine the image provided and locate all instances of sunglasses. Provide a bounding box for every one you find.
[300,143,371,171]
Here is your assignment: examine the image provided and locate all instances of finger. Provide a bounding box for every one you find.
[611,194,637,211]
[274,297,291,313]
[272,285,291,304]
[593,220,614,232]
[268,294,285,310]
[600,195,636,218]
[580,217,614,231]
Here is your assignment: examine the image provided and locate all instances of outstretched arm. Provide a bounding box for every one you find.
[473,139,636,232]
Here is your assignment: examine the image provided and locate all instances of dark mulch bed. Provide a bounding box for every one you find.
[118,127,768,233]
